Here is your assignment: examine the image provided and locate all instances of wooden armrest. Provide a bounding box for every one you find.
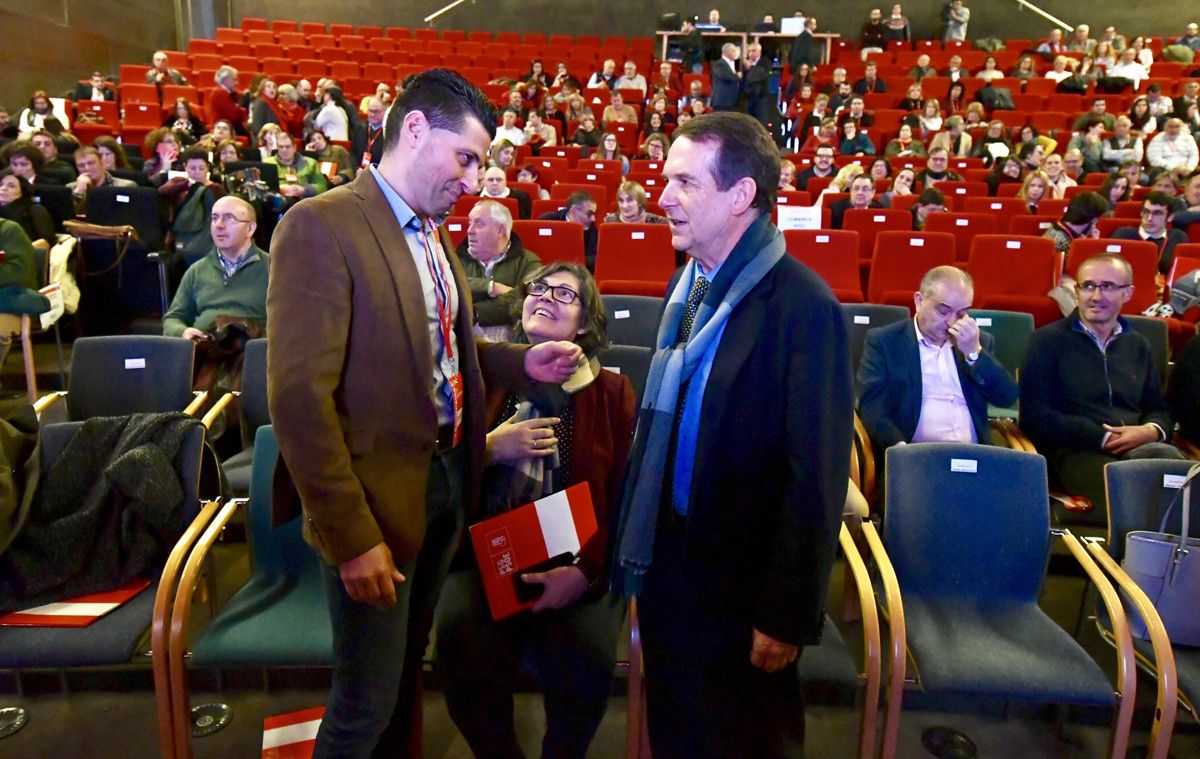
[845,478,869,519]
[33,391,65,416]
[1083,536,1178,759]
[1173,432,1200,462]
[853,413,877,507]
[152,499,223,759]
[625,597,650,759]
[200,392,235,430]
[168,498,247,753]
[1055,529,1137,759]
[860,519,906,759]
[183,390,208,417]
[839,521,883,759]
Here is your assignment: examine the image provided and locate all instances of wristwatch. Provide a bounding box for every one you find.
[966,350,980,365]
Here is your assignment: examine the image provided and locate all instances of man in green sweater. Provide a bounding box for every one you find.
[163,195,268,339]
[265,131,327,201]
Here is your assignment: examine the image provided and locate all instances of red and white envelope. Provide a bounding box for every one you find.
[262,706,324,759]
[0,577,150,627]
[469,482,597,621]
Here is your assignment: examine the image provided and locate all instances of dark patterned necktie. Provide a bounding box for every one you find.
[676,275,710,345]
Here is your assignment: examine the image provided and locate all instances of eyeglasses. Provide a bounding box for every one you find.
[527,280,580,305]
[1077,281,1130,294]
[211,214,253,226]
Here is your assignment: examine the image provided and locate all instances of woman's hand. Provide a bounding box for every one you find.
[524,565,588,612]
[485,414,560,464]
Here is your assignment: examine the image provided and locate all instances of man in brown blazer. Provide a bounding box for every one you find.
[267,69,582,757]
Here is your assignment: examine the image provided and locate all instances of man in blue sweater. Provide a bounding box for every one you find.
[1019,253,1183,520]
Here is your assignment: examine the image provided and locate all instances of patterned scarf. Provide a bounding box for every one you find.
[612,215,785,597]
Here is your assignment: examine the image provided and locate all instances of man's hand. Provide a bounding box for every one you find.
[486,414,560,463]
[73,174,92,195]
[524,565,588,612]
[181,327,208,341]
[750,629,799,673]
[339,542,406,608]
[947,315,982,356]
[490,281,512,296]
[525,340,583,383]
[1102,423,1161,456]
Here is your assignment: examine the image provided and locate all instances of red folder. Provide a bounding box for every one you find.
[0,577,151,627]
[469,482,597,621]
[262,706,324,759]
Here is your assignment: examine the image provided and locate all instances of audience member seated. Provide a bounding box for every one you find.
[159,148,227,263]
[1037,29,1067,56]
[1110,191,1188,276]
[0,218,42,362]
[1096,116,1143,173]
[984,156,1024,196]
[943,55,966,82]
[307,129,355,188]
[943,81,967,117]
[68,146,136,213]
[145,50,187,85]
[884,123,926,158]
[436,262,633,759]
[1017,141,1046,174]
[605,180,668,225]
[587,59,619,91]
[73,71,114,102]
[2,143,46,185]
[879,167,917,207]
[796,145,836,190]
[601,92,638,127]
[778,160,796,191]
[356,83,392,115]
[639,133,670,162]
[29,130,75,178]
[1044,56,1077,84]
[679,80,708,112]
[215,139,242,174]
[854,61,887,95]
[494,107,527,146]
[618,61,648,96]
[1040,153,1075,199]
[802,118,841,154]
[1108,47,1149,90]
[16,90,66,140]
[350,97,386,171]
[1017,170,1051,214]
[266,131,327,201]
[652,61,681,95]
[208,66,248,137]
[1172,173,1200,233]
[911,187,947,230]
[830,173,883,229]
[163,97,206,146]
[859,265,1018,458]
[840,121,875,156]
[1020,253,1184,513]
[0,169,54,246]
[1043,191,1109,255]
[480,166,531,219]
[516,165,551,200]
[1146,118,1199,174]
[836,96,874,130]
[1128,96,1157,137]
[568,114,602,155]
[141,127,181,185]
[248,78,283,136]
[274,84,306,141]
[929,116,972,158]
[456,200,542,343]
[898,82,924,112]
[907,54,936,81]
[828,81,855,114]
[538,191,598,270]
[962,102,987,132]
[916,147,962,187]
[524,110,558,150]
[490,138,518,172]
[975,56,1005,82]
[972,120,1012,163]
[594,132,629,174]
[1168,332,1200,443]
[563,92,594,124]
[1010,55,1038,80]
[1150,170,1181,196]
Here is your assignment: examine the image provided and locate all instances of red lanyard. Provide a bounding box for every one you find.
[419,220,454,360]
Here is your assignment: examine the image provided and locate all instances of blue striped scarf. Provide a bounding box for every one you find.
[612,216,786,597]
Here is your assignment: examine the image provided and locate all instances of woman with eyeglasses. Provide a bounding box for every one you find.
[436,262,635,759]
[142,127,181,185]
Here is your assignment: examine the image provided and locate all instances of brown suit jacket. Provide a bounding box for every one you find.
[267,169,530,566]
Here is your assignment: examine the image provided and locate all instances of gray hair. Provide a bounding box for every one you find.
[215,66,238,85]
[474,199,513,236]
[919,266,973,297]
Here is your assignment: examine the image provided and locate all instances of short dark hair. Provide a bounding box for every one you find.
[4,143,44,171]
[1062,191,1110,225]
[565,190,595,211]
[1017,141,1040,160]
[671,111,779,214]
[1143,190,1176,212]
[382,68,497,157]
[918,187,946,206]
[181,147,209,164]
[514,262,608,357]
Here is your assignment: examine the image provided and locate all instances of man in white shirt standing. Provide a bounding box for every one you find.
[858,266,1018,456]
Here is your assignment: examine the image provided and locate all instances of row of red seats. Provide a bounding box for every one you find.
[227,19,651,50]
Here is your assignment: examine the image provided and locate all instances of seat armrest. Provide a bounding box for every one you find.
[860,519,906,759]
[1082,535,1178,759]
[33,391,65,416]
[200,392,236,430]
[183,390,208,417]
[840,520,884,759]
[1056,529,1138,759]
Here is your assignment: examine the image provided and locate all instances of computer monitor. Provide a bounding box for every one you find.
[657,12,680,32]
[780,17,806,34]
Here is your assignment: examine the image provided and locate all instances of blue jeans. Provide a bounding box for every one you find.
[312,445,466,759]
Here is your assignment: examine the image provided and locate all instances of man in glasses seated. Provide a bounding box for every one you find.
[1111,191,1189,277]
[1019,253,1184,517]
